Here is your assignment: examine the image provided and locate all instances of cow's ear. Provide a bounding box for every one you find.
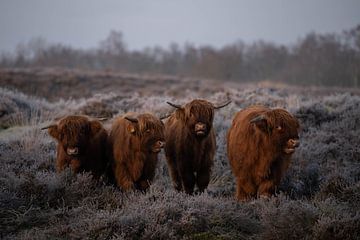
[250,115,269,132]
[90,121,103,135]
[127,124,136,134]
[159,113,171,122]
[124,116,138,134]
[48,125,60,139]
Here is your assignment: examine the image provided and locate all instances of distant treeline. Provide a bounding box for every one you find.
[1,25,359,87]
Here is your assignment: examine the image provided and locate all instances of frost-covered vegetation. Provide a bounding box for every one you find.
[0,70,359,239]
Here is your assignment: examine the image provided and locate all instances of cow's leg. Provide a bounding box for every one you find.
[273,158,291,187]
[114,163,134,191]
[135,157,156,192]
[56,158,67,172]
[181,169,196,195]
[257,159,289,197]
[169,166,183,191]
[236,177,256,201]
[165,153,183,191]
[135,180,150,192]
[56,150,68,173]
[196,168,210,192]
[69,159,81,173]
[257,179,275,198]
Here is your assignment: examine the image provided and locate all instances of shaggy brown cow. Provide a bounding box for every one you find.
[108,113,165,191]
[227,105,300,201]
[42,115,109,178]
[165,99,231,194]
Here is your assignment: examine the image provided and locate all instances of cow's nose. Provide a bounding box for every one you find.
[195,122,206,131]
[288,139,300,148]
[157,141,165,148]
[67,147,79,155]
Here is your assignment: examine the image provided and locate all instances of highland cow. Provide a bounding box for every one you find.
[42,115,109,178]
[108,113,165,191]
[227,105,300,201]
[165,99,231,194]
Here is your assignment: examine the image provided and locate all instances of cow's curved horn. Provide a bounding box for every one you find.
[166,101,182,109]
[213,100,232,109]
[91,117,108,122]
[159,113,171,120]
[125,116,138,123]
[97,118,108,121]
[250,115,266,123]
[41,124,57,130]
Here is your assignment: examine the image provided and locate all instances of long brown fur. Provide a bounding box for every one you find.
[108,113,165,191]
[47,115,109,178]
[227,105,300,201]
[165,99,217,194]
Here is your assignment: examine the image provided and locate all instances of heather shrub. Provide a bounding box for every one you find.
[0,74,359,239]
[257,196,319,240]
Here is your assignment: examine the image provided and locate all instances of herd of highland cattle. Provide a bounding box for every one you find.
[42,99,300,201]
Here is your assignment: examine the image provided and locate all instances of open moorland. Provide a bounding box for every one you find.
[0,68,359,239]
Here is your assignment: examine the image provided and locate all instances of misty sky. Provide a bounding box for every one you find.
[0,0,359,53]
